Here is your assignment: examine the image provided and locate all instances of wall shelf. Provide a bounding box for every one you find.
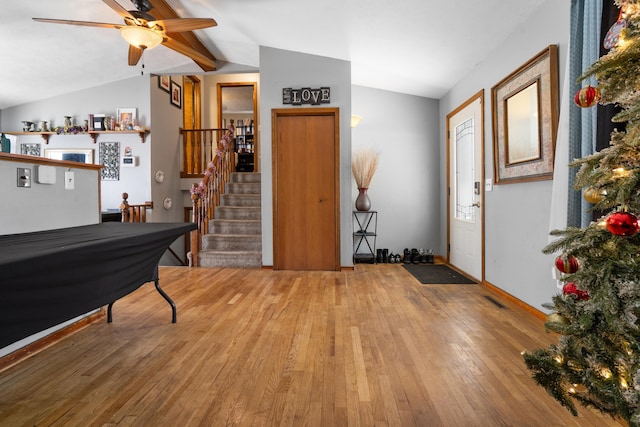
[4,129,150,144]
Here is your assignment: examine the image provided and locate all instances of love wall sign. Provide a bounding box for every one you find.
[282,87,330,105]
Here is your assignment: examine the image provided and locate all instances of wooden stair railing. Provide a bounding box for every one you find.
[182,124,236,267]
[180,125,233,177]
[119,192,153,223]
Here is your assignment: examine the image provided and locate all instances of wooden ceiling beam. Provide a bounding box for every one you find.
[150,0,217,71]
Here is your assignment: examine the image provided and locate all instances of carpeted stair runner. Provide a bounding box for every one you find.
[199,172,262,268]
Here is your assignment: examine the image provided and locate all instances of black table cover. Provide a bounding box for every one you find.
[0,222,197,349]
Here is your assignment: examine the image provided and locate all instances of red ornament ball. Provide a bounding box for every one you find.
[563,282,590,301]
[574,86,601,108]
[606,212,640,236]
[555,256,579,274]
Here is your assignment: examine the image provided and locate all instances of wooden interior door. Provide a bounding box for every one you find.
[272,108,340,271]
[182,76,201,130]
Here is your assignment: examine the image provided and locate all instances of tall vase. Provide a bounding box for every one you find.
[355,188,371,211]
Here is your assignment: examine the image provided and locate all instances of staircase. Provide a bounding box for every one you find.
[198,172,262,268]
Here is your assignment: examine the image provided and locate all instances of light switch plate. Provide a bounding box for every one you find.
[17,168,31,188]
[485,178,493,192]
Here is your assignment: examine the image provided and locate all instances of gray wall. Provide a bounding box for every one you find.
[351,86,440,254]
[438,0,570,311]
[0,158,99,234]
[259,46,353,267]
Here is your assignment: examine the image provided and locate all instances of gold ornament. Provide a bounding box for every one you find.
[583,186,606,204]
[547,313,569,325]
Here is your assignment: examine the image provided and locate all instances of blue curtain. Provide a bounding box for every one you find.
[567,0,602,227]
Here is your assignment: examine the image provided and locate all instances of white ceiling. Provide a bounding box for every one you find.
[0,0,553,110]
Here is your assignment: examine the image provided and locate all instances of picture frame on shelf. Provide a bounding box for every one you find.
[158,75,170,93]
[20,143,41,157]
[117,108,137,130]
[93,114,105,131]
[171,80,182,109]
[491,44,559,184]
[44,148,94,164]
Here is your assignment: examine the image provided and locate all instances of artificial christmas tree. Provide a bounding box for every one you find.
[523,1,640,425]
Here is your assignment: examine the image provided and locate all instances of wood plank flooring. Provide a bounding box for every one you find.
[0,265,622,426]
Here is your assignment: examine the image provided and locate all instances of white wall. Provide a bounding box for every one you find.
[259,46,352,267]
[351,86,440,254]
[439,0,570,311]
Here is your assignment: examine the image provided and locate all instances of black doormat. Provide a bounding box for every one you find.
[403,264,477,284]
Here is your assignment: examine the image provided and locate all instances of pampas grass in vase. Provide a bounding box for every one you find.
[351,147,379,211]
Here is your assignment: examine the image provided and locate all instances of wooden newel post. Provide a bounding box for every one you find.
[120,192,130,222]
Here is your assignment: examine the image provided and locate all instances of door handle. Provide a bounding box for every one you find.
[472,202,480,208]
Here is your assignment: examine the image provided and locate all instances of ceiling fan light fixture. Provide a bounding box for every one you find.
[119,26,163,50]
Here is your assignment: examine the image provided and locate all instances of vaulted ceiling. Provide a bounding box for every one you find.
[0,0,554,110]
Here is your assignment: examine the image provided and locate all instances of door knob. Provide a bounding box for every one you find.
[472,202,481,208]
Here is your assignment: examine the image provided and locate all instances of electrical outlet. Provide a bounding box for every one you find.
[17,168,31,188]
[65,171,75,190]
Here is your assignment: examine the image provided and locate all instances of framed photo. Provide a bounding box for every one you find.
[20,143,41,156]
[171,80,182,109]
[491,45,559,184]
[158,75,170,93]
[117,108,137,129]
[44,148,93,164]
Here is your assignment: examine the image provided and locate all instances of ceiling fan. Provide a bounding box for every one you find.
[33,0,217,70]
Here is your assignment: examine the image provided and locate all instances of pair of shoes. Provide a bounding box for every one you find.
[375,248,389,263]
[403,248,411,264]
[411,248,420,264]
[426,249,434,264]
[389,252,396,263]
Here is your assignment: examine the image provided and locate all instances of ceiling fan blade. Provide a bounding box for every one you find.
[162,37,216,69]
[150,18,217,32]
[103,0,136,20]
[128,45,143,66]
[33,18,122,29]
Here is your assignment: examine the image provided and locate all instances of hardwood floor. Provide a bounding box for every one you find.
[0,265,622,426]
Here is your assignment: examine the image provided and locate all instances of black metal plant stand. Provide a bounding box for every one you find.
[353,210,378,264]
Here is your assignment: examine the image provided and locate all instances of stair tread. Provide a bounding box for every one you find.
[212,219,261,222]
[201,249,262,253]
[205,234,261,238]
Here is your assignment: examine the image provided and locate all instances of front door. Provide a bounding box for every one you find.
[272,108,340,271]
[447,91,484,281]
